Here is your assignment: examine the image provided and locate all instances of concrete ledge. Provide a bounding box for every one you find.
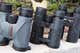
[0,39,80,53]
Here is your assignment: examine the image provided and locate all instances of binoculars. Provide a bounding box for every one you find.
[0,3,33,52]
[30,7,47,44]
[30,7,65,48]
[0,3,80,52]
[30,4,80,49]
[60,4,80,43]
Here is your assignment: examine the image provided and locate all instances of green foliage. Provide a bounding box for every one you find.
[47,0,69,14]
[47,0,59,14]
[48,3,58,11]
[5,0,21,6]
[4,0,32,10]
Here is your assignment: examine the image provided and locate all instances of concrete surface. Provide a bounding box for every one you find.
[0,39,80,53]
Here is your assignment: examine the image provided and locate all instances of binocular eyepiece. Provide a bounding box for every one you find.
[55,10,65,19]
[19,7,33,17]
[0,3,12,13]
[74,7,80,14]
[59,4,67,11]
[35,7,47,20]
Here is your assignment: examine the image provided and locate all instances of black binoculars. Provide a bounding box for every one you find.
[30,6,65,48]
[30,5,80,49]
